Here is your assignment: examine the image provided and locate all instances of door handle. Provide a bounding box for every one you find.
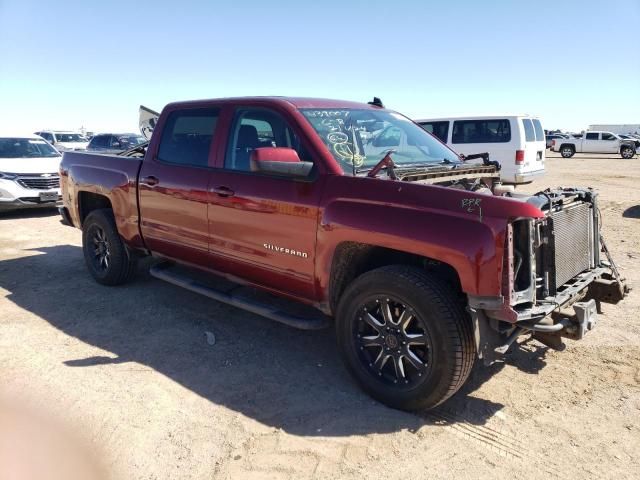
[141,175,159,186]
[212,186,235,197]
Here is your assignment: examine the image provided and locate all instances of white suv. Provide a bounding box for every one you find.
[0,135,62,211]
[34,130,89,151]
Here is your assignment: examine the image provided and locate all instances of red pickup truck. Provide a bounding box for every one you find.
[59,97,627,411]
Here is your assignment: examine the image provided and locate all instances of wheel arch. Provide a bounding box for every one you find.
[327,242,463,315]
[78,191,112,226]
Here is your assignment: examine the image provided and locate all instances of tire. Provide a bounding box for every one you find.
[335,265,475,411]
[82,209,136,285]
[620,145,635,159]
[560,145,575,158]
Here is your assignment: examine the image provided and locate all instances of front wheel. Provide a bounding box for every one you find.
[620,145,635,159]
[335,266,475,411]
[82,209,137,285]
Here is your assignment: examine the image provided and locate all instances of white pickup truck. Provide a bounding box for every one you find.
[551,131,637,159]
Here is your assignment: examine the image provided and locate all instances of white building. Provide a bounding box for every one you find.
[588,124,640,134]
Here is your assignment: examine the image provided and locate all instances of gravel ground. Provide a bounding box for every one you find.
[1,152,639,480]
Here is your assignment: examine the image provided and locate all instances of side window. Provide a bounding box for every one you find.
[532,119,544,141]
[452,119,511,144]
[601,132,615,141]
[419,121,449,143]
[585,132,599,140]
[92,135,107,148]
[522,119,535,142]
[373,126,402,147]
[157,108,219,167]
[110,136,123,148]
[225,108,309,172]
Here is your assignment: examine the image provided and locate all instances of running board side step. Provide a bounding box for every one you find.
[149,262,332,330]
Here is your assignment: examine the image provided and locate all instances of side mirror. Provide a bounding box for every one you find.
[250,147,313,178]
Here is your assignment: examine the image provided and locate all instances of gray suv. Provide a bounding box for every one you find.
[87,133,146,154]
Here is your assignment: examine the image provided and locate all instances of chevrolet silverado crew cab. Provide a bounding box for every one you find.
[0,134,62,210]
[551,130,637,159]
[59,97,628,411]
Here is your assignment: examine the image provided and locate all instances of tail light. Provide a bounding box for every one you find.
[551,140,556,147]
[515,150,525,164]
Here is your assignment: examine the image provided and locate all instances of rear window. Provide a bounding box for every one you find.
[532,119,544,141]
[418,121,449,143]
[452,119,511,144]
[522,119,535,142]
[157,108,220,167]
[585,132,599,140]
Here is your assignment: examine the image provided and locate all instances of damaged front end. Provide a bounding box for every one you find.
[469,187,629,365]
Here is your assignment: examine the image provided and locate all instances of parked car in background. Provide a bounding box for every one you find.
[545,133,568,149]
[550,131,637,158]
[416,115,545,184]
[34,130,89,151]
[0,134,62,210]
[87,133,147,154]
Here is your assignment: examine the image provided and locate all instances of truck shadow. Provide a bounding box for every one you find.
[0,245,549,437]
[622,205,640,219]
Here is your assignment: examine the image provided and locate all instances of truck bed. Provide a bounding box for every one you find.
[60,151,144,247]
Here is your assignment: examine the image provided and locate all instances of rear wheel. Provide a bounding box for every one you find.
[560,145,575,158]
[82,209,137,285]
[335,265,475,411]
[620,145,635,159]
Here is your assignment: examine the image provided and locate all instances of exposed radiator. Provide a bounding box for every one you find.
[550,203,594,289]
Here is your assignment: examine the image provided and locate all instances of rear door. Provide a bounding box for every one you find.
[138,106,220,265]
[206,106,323,299]
[583,132,600,152]
[521,118,545,173]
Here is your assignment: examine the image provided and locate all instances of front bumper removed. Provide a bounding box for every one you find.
[469,267,629,366]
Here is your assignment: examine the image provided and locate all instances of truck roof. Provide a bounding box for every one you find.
[165,96,380,110]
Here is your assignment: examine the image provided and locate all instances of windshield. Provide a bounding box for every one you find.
[118,135,146,147]
[56,133,87,142]
[300,109,460,174]
[0,138,61,158]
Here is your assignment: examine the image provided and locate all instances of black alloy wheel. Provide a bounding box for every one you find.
[82,209,137,285]
[89,225,111,273]
[354,297,433,388]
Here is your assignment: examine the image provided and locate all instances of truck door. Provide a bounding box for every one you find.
[138,107,221,265]
[206,107,323,300]
[583,132,600,153]
[600,132,619,153]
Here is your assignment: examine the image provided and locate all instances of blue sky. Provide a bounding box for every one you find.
[0,0,638,133]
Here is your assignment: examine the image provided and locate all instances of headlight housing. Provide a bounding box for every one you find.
[0,172,18,180]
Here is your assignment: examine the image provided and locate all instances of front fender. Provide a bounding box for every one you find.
[315,175,543,301]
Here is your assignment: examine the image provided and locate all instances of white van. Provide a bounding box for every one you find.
[415,116,546,184]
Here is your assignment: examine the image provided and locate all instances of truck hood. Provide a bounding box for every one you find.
[55,142,88,151]
[0,156,62,175]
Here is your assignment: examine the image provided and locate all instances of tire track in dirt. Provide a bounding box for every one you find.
[424,408,567,479]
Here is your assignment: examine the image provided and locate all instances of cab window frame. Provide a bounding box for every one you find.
[223,106,317,181]
[155,107,221,168]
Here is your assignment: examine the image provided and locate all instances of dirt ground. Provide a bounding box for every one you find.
[1,152,639,480]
